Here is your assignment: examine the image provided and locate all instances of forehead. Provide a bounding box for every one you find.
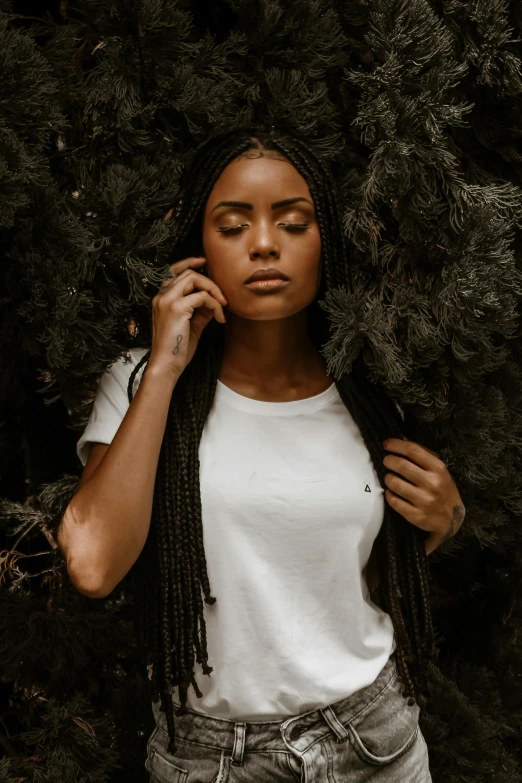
[206,155,312,205]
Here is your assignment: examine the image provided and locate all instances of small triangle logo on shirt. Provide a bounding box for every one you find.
[365,483,371,493]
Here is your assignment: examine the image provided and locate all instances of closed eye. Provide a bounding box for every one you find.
[217,223,310,235]
[280,223,310,232]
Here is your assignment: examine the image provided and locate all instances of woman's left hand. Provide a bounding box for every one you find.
[382,437,466,555]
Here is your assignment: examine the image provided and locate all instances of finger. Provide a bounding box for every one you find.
[383,438,443,471]
[169,256,206,276]
[157,270,186,292]
[157,269,227,305]
[385,489,427,529]
[158,266,197,290]
[382,454,426,488]
[186,290,226,323]
[383,472,427,505]
[190,304,217,338]
[420,445,441,460]
[403,437,441,460]
[175,270,228,306]
[158,277,176,292]
[157,258,207,291]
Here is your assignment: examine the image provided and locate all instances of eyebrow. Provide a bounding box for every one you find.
[211,196,314,213]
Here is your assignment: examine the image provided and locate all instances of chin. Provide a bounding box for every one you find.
[231,300,315,321]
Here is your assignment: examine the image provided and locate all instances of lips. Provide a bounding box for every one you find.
[244,267,290,284]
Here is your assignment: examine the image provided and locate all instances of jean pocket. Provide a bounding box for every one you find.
[346,669,420,767]
[146,745,188,783]
[145,730,226,783]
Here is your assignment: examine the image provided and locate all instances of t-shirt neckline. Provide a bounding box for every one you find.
[215,378,339,416]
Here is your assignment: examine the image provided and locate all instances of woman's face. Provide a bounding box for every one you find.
[202,153,322,321]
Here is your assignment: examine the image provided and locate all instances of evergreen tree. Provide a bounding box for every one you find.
[0,1,521,781]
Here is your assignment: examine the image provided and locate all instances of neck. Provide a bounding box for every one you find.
[219,309,327,391]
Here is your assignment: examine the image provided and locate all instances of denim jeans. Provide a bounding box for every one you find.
[145,651,432,782]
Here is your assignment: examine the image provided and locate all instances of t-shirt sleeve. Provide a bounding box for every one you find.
[76,348,149,467]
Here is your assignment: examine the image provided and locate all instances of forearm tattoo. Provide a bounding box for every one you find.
[440,504,466,544]
[172,335,182,355]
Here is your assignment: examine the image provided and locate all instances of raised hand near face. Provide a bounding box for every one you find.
[150,256,228,379]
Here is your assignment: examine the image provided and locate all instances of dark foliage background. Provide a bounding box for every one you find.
[0,1,521,781]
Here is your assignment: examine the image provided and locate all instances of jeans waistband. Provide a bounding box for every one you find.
[154,652,398,755]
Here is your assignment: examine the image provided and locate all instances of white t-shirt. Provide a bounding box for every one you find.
[77,347,396,720]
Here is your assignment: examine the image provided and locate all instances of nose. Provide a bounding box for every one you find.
[249,220,280,260]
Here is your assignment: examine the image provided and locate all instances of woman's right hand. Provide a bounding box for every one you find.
[148,256,227,379]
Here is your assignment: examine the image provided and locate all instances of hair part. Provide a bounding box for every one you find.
[127,127,435,755]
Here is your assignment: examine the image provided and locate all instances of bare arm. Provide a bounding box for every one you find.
[57,254,227,599]
[57,364,179,598]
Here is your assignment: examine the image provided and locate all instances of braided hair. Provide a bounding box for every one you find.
[126,128,435,755]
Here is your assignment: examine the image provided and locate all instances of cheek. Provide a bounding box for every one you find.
[302,231,322,287]
[202,228,223,279]
[201,224,214,259]
[201,242,237,295]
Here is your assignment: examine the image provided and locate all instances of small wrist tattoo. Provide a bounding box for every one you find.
[172,335,183,356]
[441,504,466,544]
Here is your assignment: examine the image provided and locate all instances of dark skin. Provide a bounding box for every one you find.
[203,152,329,400]
[200,152,465,585]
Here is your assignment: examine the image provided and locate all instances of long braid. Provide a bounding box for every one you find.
[414,535,435,658]
[406,535,423,654]
[183,405,205,671]
[124,129,436,754]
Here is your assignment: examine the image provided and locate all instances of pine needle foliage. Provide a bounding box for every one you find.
[0,1,521,781]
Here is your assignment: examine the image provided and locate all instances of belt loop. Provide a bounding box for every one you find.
[231,722,247,766]
[320,706,349,743]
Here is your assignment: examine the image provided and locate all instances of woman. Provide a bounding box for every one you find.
[60,128,465,782]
